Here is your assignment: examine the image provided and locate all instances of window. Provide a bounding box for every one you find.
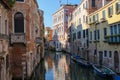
[104,51,107,57]
[93,15,95,21]
[95,14,99,21]
[110,26,113,35]
[79,18,81,24]
[94,30,96,40]
[86,16,88,23]
[16,0,24,2]
[77,31,81,39]
[104,28,107,38]
[79,8,81,13]
[83,3,85,9]
[86,29,88,36]
[109,24,120,42]
[83,30,85,38]
[14,12,24,33]
[6,54,9,69]
[86,1,88,9]
[5,20,8,35]
[90,31,92,40]
[97,30,100,40]
[116,2,120,14]
[118,24,120,34]
[73,33,76,41]
[0,16,1,33]
[114,25,118,42]
[102,10,106,19]
[114,25,117,34]
[92,0,96,7]
[89,18,92,23]
[118,24,120,42]
[83,15,85,23]
[108,6,113,17]
[109,51,112,58]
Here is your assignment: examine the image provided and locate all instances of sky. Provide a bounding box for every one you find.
[37,0,80,28]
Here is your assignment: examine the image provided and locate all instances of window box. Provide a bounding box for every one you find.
[116,2,120,14]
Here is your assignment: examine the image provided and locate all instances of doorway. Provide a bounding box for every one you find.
[99,51,103,65]
[114,51,119,71]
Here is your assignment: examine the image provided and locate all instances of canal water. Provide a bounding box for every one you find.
[32,51,114,80]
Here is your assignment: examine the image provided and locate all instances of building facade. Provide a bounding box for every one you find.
[88,0,120,73]
[0,0,11,80]
[69,0,109,59]
[38,9,44,61]
[53,4,77,52]
[45,27,53,49]
[8,0,44,79]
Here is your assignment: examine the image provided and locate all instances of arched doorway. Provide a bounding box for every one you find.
[114,51,119,71]
[14,12,24,33]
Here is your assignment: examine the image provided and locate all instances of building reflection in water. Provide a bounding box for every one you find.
[45,52,54,80]
[31,51,113,80]
[30,59,45,80]
[45,51,70,80]
[54,52,70,80]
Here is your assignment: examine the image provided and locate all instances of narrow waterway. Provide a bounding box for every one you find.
[31,51,114,80]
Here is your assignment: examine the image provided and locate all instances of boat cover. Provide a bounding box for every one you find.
[114,75,120,80]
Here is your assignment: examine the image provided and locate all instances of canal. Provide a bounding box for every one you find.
[31,51,114,80]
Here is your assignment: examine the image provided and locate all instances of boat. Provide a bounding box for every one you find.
[71,54,81,62]
[113,75,120,80]
[76,58,92,67]
[56,48,62,52]
[92,64,116,78]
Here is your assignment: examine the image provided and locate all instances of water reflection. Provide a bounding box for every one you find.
[31,51,114,80]
[45,51,70,80]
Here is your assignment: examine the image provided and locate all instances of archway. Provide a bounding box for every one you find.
[14,12,24,33]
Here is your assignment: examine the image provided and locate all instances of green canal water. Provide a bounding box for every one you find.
[31,51,114,80]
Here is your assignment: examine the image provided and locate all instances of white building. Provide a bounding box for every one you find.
[53,4,77,51]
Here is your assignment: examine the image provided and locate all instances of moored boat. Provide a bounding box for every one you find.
[92,64,116,78]
[76,58,92,67]
[71,54,81,62]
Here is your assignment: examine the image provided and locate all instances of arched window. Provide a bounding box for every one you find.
[14,12,24,33]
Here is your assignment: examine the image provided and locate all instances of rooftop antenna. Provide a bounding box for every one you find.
[67,0,68,4]
[59,0,62,6]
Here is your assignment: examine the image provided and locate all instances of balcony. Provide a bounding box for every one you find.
[36,37,42,44]
[105,34,120,44]
[0,33,9,40]
[10,33,26,44]
[100,18,107,22]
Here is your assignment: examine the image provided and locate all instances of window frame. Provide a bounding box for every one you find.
[0,16,1,34]
[108,6,113,18]
[16,0,25,2]
[104,51,107,57]
[116,2,120,14]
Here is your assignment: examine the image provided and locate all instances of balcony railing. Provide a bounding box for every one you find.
[10,33,26,44]
[36,37,42,44]
[105,34,120,43]
[0,33,9,40]
[100,18,107,22]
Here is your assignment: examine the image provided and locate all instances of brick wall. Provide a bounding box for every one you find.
[11,44,26,79]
